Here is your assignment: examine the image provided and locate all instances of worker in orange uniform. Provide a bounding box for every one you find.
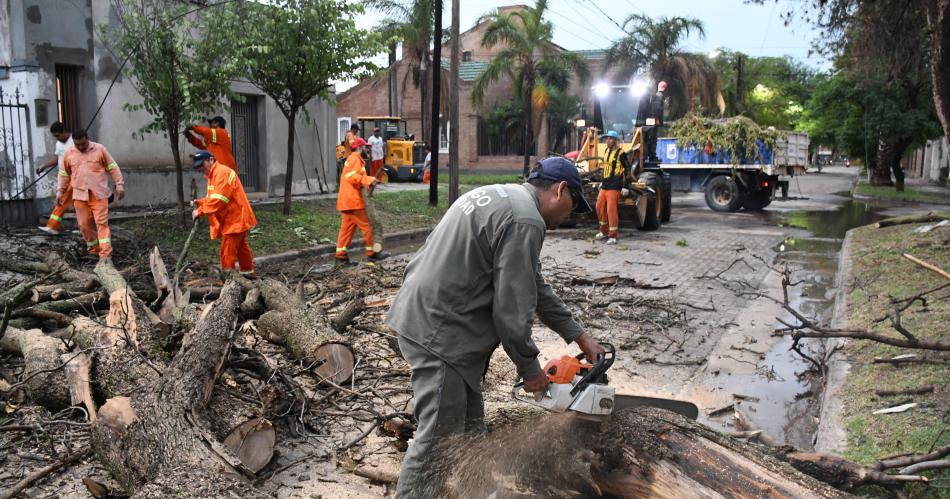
[185,116,236,170]
[39,122,74,235]
[335,137,386,266]
[190,150,258,277]
[57,130,124,260]
[344,123,360,152]
[595,130,630,244]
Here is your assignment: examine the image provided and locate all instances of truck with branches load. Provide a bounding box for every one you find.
[661,115,809,212]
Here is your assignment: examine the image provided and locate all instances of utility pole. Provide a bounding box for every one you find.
[736,53,745,115]
[429,0,442,206]
[448,0,460,203]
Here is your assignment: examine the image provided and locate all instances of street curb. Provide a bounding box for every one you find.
[253,227,432,266]
[814,228,855,454]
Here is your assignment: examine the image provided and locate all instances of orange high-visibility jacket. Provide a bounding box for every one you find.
[58,142,124,202]
[196,162,257,240]
[187,125,237,170]
[337,152,376,211]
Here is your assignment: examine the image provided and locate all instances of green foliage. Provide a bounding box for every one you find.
[668,115,782,165]
[104,0,239,140]
[606,15,720,119]
[231,0,379,119]
[712,50,819,129]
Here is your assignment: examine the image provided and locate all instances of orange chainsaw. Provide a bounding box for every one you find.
[512,343,699,419]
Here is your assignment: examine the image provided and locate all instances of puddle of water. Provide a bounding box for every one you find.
[732,200,884,449]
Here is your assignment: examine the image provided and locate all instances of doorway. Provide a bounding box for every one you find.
[231,96,261,191]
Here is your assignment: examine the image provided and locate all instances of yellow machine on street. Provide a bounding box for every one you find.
[573,82,672,230]
[357,116,425,183]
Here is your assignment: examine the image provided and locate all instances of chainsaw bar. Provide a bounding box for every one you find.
[613,394,699,420]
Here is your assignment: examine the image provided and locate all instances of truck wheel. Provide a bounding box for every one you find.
[660,172,672,223]
[637,172,662,231]
[741,191,772,211]
[705,175,741,212]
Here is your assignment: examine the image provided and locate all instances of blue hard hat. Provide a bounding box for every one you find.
[528,156,592,213]
[602,130,621,140]
[190,150,214,169]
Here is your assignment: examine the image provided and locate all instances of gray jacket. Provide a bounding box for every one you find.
[385,183,584,390]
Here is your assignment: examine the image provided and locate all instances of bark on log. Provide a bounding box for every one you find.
[12,291,108,319]
[90,280,269,498]
[331,297,365,333]
[239,288,264,319]
[0,327,70,409]
[32,279,99,304]
[94,261,156,351]
[255,278,355,384]
[447,407,851,498]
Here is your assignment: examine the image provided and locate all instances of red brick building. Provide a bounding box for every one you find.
[335,5,611,171]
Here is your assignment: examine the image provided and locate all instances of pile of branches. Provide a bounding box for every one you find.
[0,234,417,497]
[667,114,783,165]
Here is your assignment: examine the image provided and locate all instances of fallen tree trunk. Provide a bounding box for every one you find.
[12,291,108,319]
[31,279,98,304]
[90,280,270,498]
[254,278,355,384]
[446,408,854,498]
[875,211,948,228]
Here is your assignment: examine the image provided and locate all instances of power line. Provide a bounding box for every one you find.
[557,0,617,42]
[584,0,626,33]
[546,5,614,45]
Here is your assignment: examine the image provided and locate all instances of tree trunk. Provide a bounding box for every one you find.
[283,108,298,216]
[448,0,461,203]
[448,407,852,498]
[253,278,355,384]
[169,131,186,225]
[90,280,269,497]
[389,42,398,117]
[522,80,534,179]
[927,1,950,172]
[871,138,897,186]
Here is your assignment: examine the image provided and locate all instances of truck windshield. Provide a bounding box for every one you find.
[598,87,647,140]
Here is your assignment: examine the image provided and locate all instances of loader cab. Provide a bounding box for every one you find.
[356,116,425,182]
[592,84,652,140]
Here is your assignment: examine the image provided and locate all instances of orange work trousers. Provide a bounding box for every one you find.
[47,186,73,231]
[73,191,112,258]
[336,209,374,259]
[220,231,255,275]
[596,188,621,238]
[370,159,384,178]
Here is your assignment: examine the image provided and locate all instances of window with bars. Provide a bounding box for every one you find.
[55,65,81,132]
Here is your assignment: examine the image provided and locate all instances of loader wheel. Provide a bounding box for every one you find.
[637,172,662,231]
[660,172,672,223]
[705,175,741,212]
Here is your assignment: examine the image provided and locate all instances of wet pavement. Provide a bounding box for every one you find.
[529,166,918,449]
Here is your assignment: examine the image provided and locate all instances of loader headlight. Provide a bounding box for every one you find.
[594,82,610,98]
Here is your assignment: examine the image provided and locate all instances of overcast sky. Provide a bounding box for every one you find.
[338,0,825,91]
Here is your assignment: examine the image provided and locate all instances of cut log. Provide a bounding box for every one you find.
[94,260,156,349]
[447,407,851,498]
[255,278,356,384]
[31,279,99,304]
[0,327,70,409]
[90,280,270,497]
[12,291,108,319]
[222,417,276,473]
[1,274,60,309]
[875,211,948,228]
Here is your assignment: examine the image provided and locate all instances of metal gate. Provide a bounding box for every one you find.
[231,96,260,191]
[0,87,36,227]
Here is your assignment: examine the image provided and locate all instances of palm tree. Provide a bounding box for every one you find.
[606,14,721,118]
[472,0,590,177]
[370,0,439,137]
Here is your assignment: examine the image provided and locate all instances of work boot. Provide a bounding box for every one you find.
[38,226,61,235]
[606,238,617,245]
[367,251,390,262]
[595,232,607,240]
[334,258,355,268]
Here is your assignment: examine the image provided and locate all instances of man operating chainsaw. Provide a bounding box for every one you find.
[386,156,606,498]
